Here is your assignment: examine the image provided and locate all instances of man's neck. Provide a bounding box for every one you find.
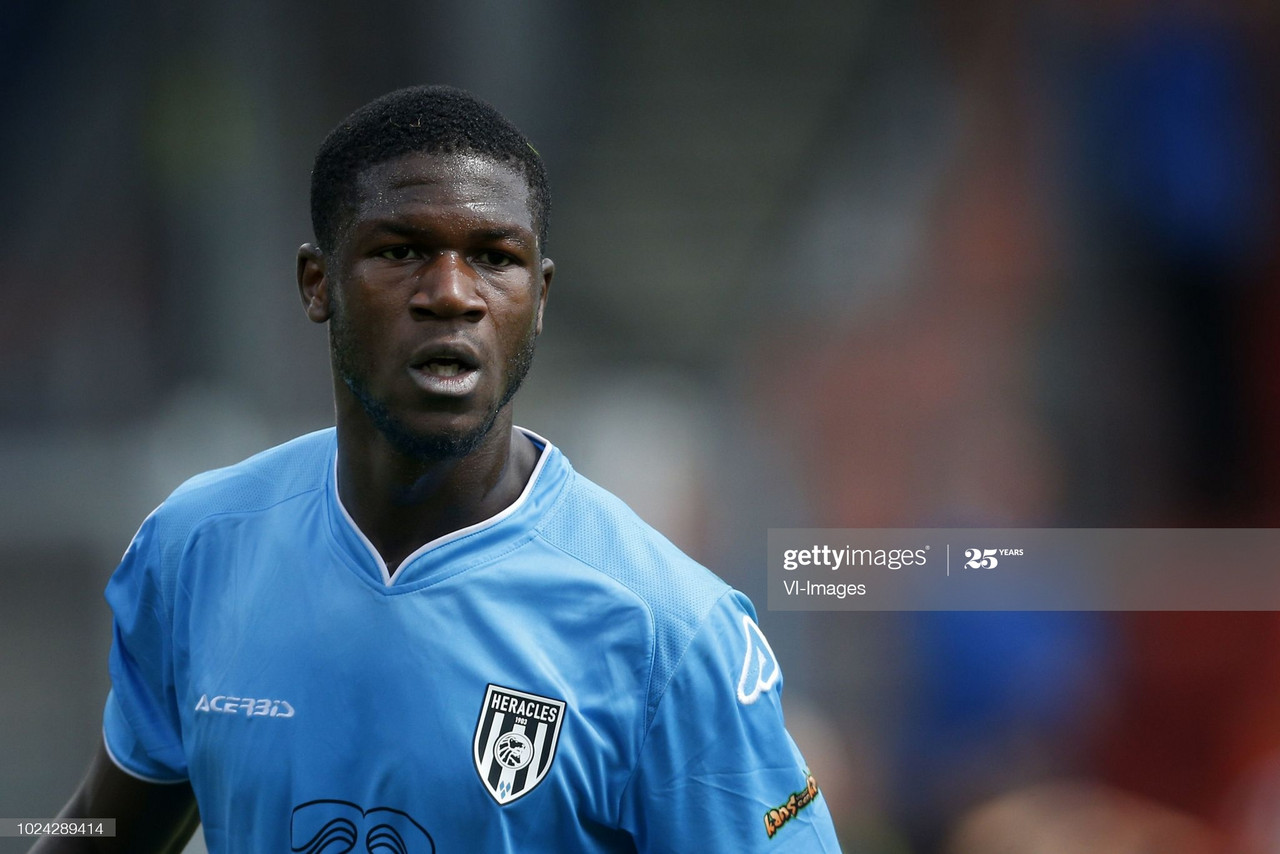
[334,414,540,574]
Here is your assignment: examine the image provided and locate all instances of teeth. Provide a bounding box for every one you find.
[428,361,461,377]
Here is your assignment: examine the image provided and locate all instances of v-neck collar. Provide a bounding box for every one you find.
[324,426,567,590]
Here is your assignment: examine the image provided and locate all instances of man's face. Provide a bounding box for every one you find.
[299,151,553,460]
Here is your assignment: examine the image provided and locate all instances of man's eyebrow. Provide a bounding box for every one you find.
[359,219,534,249]
[361,219,421,239]
[471,227,534,249]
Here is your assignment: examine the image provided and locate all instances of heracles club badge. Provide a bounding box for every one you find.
[473,684,566,804]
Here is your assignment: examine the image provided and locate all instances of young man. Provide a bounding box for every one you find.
[35,86,841,853]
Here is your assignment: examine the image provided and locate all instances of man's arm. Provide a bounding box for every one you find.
[29,737,198,854]
[619,591,842,851]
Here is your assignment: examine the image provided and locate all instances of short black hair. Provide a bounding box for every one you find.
[309,85,550,254]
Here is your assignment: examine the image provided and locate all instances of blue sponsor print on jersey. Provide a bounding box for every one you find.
[290,800,435,853]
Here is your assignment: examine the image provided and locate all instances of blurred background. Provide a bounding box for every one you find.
[3,0,1280,851]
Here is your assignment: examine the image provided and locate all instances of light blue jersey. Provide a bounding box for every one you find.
[103,428,841,852]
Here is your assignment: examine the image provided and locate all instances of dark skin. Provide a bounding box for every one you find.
[298,151,553,571]
[28,743,198,852]
[34,151,553,849]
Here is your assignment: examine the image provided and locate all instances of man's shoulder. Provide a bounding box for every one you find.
[533,459,754,728]
[534,462,730,625]
[148,428,335,538]
[113,429,335,608]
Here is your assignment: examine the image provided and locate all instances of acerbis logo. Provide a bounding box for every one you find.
[737,616,780,706]
[193,693,294,718]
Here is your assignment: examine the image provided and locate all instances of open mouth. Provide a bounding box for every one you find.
[410,349,481,395]
[422,357,468,378]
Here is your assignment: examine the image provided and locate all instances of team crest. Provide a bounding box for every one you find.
[473,684,566,804]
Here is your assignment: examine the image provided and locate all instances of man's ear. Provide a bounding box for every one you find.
[297,243,332,323]
[535,256,554,336]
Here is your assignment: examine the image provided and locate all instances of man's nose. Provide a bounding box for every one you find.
[408,252,486,320]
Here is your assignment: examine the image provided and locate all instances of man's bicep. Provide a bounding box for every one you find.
[102,511,188,781]
[28,737,198,854]
[30,508,198,853]
[619,592,842,852]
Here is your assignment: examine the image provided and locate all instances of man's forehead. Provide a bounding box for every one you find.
[352,151,533,217]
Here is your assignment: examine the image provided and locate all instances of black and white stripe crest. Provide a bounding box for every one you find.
[473,684,566,804]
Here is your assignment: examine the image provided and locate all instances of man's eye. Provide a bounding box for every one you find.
[377,246,420,261]
[476,250,513,268]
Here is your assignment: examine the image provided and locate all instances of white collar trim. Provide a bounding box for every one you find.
[333,426,552,586]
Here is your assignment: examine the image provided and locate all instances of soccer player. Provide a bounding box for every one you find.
[32,85,841,853]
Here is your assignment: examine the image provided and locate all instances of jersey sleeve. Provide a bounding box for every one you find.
[618,590,842,852]
[101,511,189,783]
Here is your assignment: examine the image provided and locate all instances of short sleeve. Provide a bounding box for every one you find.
[101,512,189,783]
[618,591,842,852]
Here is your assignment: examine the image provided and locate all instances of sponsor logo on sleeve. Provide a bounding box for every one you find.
[764,772,820,839]
[737,616,780,705]
[473,684,566,804]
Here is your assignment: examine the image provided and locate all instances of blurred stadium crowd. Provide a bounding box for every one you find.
[3,1,1280,851]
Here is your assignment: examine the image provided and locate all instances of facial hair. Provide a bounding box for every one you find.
[330,300,538,462]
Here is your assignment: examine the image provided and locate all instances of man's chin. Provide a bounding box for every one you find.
[388,423,492,461]
[375,410,501,462]
[339,382,493,463]
[338,331,533,464]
